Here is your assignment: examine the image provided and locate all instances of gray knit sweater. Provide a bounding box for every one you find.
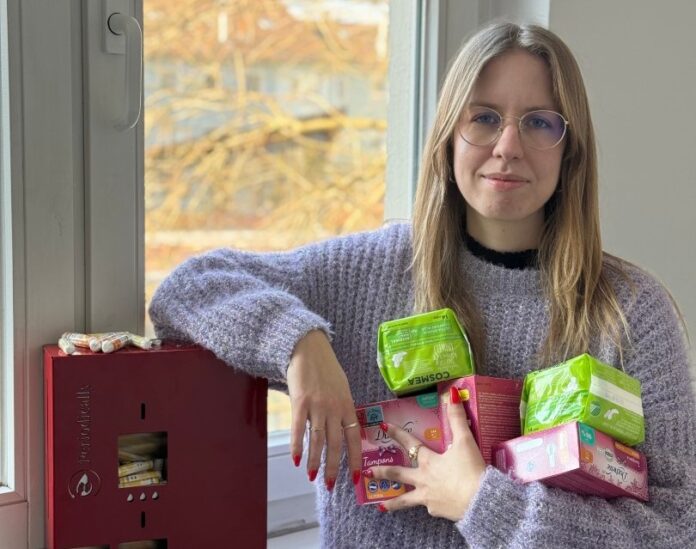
[149,222,696,548]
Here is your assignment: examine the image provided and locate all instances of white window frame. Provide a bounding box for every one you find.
[0,1,87,547]
[1,0,525,545]
[0,0,27,544]
[0,0,24,514]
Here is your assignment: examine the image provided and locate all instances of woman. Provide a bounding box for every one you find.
[149,22,696,548]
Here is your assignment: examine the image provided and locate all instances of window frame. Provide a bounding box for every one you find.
[0,1,87,547]
[0,0,26,521]
[0,0,19,502]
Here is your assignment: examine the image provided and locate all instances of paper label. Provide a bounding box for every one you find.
[589,376,643,417]
[521,354,644,446]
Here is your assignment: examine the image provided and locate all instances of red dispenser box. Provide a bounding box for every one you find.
[44,344,267,549]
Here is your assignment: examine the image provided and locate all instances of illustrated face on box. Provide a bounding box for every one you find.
[354,393,443,504]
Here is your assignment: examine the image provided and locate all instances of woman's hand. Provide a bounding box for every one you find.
[368,386,487,521]
[286,329,362,490]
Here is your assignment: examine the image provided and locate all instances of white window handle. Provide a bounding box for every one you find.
[107,12,142,130]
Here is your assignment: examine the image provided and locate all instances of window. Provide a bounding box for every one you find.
[142,0,391,435]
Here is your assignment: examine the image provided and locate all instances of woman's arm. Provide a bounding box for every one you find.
[457,276,696,548]
[149,242,364,487]
[149,244,330,385]
[148,223,411,488]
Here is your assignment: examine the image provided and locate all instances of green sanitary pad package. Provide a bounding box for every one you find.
[377,308,475,396]
[521,354,644,446]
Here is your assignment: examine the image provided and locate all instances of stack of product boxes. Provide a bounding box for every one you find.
[355,309,649,505]
[493,354,648,501]
[355,309,523,505]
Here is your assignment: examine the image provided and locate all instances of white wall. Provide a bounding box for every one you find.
[549,1,696,371]
[482,0,549,26]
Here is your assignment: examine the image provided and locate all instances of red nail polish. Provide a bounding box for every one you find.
[379,422,389,433]
[308,469,318,482]
[377,503,388,513]
[364,469,374,478]
[292,454,301,467]
[352,470,361,485]
[450,386,461,404]
[326,477,336,491]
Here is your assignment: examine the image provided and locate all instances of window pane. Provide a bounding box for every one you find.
[144,0,389,432]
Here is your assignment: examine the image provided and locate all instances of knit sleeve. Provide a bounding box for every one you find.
[456,274,696,548]
[148,240,334,386]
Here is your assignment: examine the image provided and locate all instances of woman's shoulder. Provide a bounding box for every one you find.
[303,220,412,257]
[601,252,681,325]
[195,221,411,262]
[600,256,692,402]
[336,219,411,245]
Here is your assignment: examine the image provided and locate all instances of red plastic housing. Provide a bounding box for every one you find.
[44,344,267,549]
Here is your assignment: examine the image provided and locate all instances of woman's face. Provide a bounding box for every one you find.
[452,49,564,246]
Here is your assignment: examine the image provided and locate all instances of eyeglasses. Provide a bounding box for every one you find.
[459,106,569,150]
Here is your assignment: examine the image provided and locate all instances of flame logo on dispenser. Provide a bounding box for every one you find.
[68,469,101,498]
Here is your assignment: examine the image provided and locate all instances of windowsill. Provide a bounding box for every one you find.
[267,526,320,549]
[0,486,23,505]
[268,429,292,456]
[268,429,318,536]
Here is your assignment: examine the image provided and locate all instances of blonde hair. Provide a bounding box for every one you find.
[411,21,631,369]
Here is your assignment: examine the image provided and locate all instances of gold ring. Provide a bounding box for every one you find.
[407,443,424,465]
[342,422,360,430]
[309,426,324,432]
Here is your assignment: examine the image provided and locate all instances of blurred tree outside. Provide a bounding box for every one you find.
[144,0,390,431]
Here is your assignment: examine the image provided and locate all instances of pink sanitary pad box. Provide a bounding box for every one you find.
[355,392,443,505]
[438,375,523,464]
[493,421,648,501]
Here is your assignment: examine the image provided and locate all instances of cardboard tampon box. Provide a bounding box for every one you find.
[493,421,648,501]
[355,392,443,505]
[438,375,523,464]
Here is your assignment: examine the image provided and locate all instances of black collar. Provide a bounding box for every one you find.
[464,233,538,270]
